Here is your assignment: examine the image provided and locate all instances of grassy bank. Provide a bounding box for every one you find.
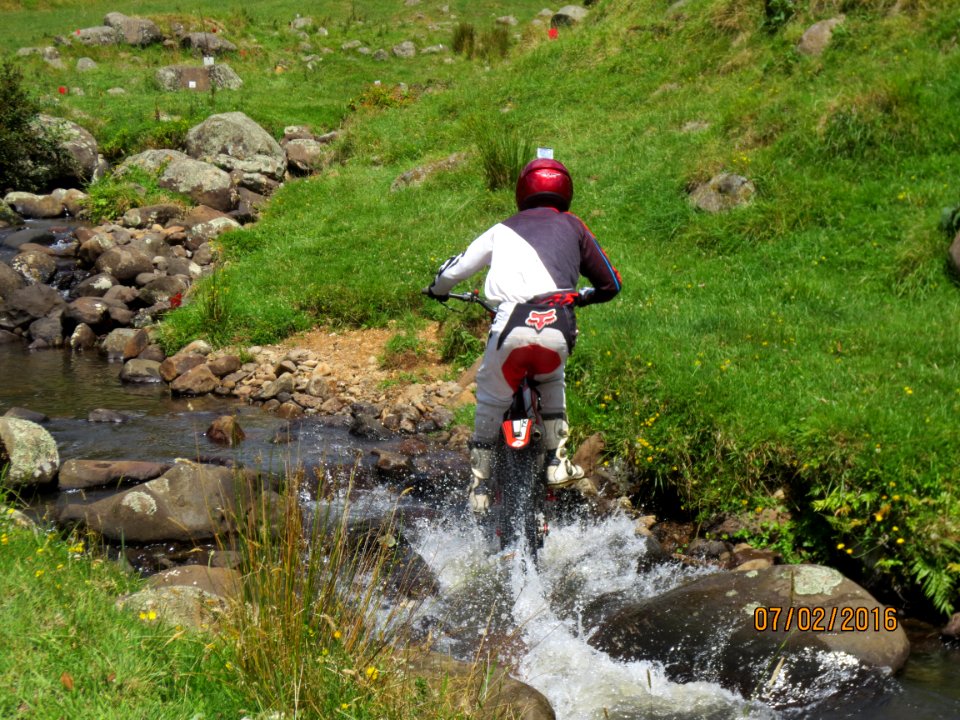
[0,508,243,718]
[5,0,960,616]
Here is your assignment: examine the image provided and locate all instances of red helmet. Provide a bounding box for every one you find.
[515,158,573,212]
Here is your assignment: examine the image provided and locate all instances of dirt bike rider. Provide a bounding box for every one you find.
[425,154,622,514]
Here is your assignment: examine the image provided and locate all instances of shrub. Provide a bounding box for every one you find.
[0,59,68,194]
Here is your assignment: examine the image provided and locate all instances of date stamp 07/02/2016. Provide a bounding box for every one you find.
[752,605,900,633]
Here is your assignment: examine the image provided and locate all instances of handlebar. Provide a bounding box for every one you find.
[446,290,497,314]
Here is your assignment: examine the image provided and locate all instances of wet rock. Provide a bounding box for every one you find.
[589,564,909,707]
[0,262,25,299]
[72,272,117,298]
[207,415,245,446]
[88,408,133,423]
[64,297,111,327]
[59,460,238,542]
[28,314,63,346]
[372,448,412,476]
[12,251,57,285]
[0,417,59,487]
[350,404,389,439]
[120,358,163,384]
[94,246,154,281]
[170,364,219,395]
[121,329,150,360]
[1,284,65,329]
[3,192,64,219]
[159,351,207,382]
[3,228,54,250]
[69,322,97,350]
[100,328,138,360]
[58,459,170,490]
[139,275,188,306]
[4,407,48,423]
[275,401,303,419]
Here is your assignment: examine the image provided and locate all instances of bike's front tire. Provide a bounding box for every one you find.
[496,445,545,558]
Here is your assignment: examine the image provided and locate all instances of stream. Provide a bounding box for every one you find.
[1,341,959,719]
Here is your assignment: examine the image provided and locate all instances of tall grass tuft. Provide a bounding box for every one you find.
[468,118,534,192]
[453,22,477,56]
[220,466,469,718]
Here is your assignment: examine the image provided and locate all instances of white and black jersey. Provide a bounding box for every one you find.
[430,206,622,333]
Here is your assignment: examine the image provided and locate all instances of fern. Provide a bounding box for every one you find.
[912,557,957,616]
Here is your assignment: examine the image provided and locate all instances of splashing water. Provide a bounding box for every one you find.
[409,511,780,720]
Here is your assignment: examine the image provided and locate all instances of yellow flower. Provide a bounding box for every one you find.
[892,526,899,532]
[34,569,44,578]
[836,543,845,550]
[333,630,342,640]
[846,548,853,555]
[904,386,913,395]
[1,533,7,545]
[875,513,884,522]
[341,703,349,710]
[896,538,905,545]
[365,666,379,680]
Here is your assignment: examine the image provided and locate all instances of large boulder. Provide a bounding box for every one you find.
[0,284,65,330]
[103,12,163,47]
[589,564,909,707]
[58,459,170,490]
[36,115,102,185]
[120,149,236,209]
[180,32,237,55]
[58,461,239,542]
[185,112,286,181]
[0,417,59,487]
[155,64,243,92]
[0,262,25,300]
[3,191,65,219]
[11,250,56,285]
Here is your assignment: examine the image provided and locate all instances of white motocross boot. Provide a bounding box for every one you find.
[543,418,584,488]
[468,443,495,514]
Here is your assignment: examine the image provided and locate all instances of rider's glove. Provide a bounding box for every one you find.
[423,285,449,303]
[575,287,596,307]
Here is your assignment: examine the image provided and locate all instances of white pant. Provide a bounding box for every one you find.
[473,324,569,444]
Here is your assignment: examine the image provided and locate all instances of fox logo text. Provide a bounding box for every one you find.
[525,309,557,332]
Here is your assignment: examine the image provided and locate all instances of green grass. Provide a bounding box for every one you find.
[5,0,960,615]
[0,511,243,719]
